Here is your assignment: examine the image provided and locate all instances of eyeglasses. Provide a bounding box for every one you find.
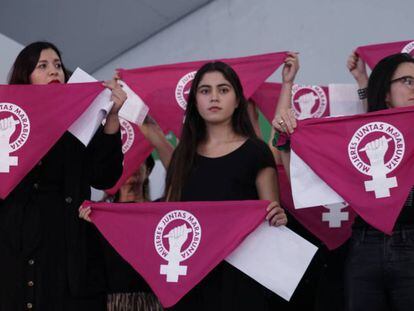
[390,76,414,89]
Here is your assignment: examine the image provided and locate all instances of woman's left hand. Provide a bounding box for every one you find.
[102,75,127,134]
[78,205,92,222]
[265,201,287,226]
[282,52,299,84]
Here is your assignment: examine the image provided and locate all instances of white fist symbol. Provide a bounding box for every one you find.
[295,92,318,119]
[164,224,192,261]
[0,116,19,149]
[359,136,391,166]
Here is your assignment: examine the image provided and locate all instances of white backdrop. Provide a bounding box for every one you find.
[0,34,23,83]
[93,0,413,85]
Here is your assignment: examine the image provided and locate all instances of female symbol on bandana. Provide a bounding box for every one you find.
[348,122,405,198]
[154,210,202,283]
[0,103,31,173]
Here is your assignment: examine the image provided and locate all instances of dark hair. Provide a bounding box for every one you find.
[142,155,155,200]
[8,41,70,84]
[164,61,257,201]
[367,53,414,112]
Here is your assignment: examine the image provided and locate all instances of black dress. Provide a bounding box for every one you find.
[0,129,123,311]
[169,138,277,311]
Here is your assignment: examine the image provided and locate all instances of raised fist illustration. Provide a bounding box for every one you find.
[295,92,318,119]
[359,136,391,167]
[164,224,192,261]
[0,116,19,150]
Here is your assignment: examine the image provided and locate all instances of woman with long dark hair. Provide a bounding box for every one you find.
[0,41,125,310]
[162,59,289,310]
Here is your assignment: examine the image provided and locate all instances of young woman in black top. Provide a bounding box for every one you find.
[163,60,290,310]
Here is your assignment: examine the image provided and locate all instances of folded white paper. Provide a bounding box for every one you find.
[290,150,344,209]
[226,223,318,301]
[68,68,150,146]
[290,84,362,209]
[68,68,112,146]
[328,83,366,116]
[118,81,149,125]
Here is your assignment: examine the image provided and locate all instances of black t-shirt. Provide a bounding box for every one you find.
[181,138,276,202]
[170,138,277,311]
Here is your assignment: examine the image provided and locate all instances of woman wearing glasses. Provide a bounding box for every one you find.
[342,52,414,311]
[275,52,414,311]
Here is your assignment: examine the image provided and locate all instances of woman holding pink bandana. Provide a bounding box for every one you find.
[342,52,414,311]
[274,52,414,311]
[0,41,125,310]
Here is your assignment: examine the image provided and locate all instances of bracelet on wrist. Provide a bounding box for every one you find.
[357,87,368,100]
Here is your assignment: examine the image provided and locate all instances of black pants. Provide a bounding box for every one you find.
[345,225,414,311]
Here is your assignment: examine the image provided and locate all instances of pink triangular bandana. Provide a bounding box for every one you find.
[0,82,104,199]
[277,165,354,249]
[252,82,330,122]
[85,200,268,307]
[356,40,414,69]
[105,119,153,195]
[291,106,414,234]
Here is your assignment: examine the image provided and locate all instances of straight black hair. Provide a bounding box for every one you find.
[367,53,414,112]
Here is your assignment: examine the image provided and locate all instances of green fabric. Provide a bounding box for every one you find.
[272,131,290,151]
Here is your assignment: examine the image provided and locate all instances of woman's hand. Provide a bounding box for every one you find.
[282,52,300,84]
[347,51,368,88]
[78,205,92,222]
[102,74,127,134]
[265,201,287,227]
[272,107,296,134]
[104,77,127,116]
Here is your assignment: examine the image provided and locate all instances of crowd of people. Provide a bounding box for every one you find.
[1,40,413,311]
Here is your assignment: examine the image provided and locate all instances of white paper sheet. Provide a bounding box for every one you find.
[328,83,366,116]
[290,150,344,209]
[68,67,150,146]
[289,84,362,209]
[118,81,149,125]
[226,223,318,301]
[68,68,112,146]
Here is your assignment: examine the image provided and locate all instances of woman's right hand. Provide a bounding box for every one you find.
[272,107,296,134]
[78,205,92,222]
[272,52,299,134]
[347,51,369,87]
